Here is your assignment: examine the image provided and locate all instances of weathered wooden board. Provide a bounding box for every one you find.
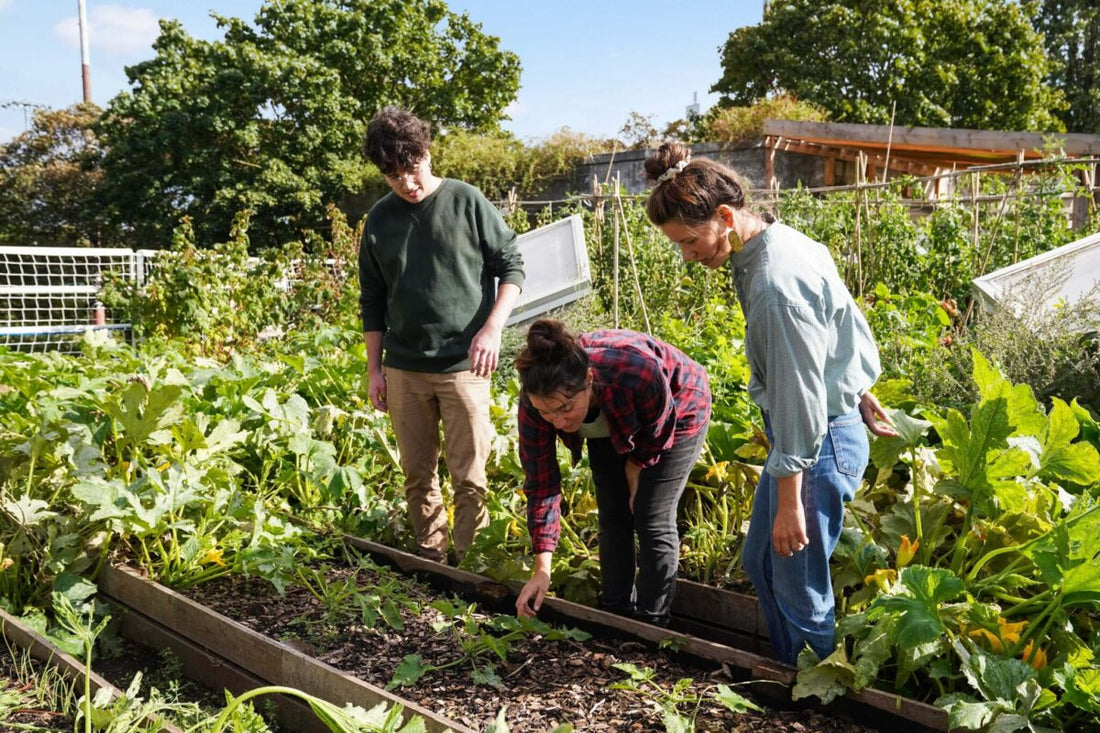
[111,600,333,733]
[98,564,473,733]
[0,606,184,733]
[672,578,771,639]
[344,534,949,732]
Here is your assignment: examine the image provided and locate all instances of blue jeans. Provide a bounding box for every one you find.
[742,408,868,664]
[589,427,708,626]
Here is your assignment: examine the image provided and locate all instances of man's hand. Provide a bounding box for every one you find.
[859,391,898,437]
[368,368,387,412]
[468,323,503,378]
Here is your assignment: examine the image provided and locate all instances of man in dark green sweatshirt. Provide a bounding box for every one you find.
[358,107,525,563]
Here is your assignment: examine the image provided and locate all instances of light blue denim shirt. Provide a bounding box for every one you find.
[730,222,881,478]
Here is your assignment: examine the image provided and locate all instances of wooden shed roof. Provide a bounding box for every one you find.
[763,119,1100,171]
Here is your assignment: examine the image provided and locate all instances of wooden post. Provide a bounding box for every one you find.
[613,173,621,329]
[824,156,836,187]
[765,135,779,191]
[616,189,652,333]
[882,99,896,183]
[849,152,863,293]
[1013,151,1024,263]
[1073,165,1094,230]
[591,175,603,260]
[971,171,980,272]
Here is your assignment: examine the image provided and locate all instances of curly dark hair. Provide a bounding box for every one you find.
[363,106,431,176]
[514,319,589,398]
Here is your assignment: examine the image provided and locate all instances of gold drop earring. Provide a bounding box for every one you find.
[727,228,744,253]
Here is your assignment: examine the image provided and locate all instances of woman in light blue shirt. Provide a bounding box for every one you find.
[643,142,896,665]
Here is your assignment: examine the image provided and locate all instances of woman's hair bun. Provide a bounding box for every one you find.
[525,319,569,360]
[644,142,692,184]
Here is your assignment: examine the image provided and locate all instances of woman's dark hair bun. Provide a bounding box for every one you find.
[525,319,569,360]
[644,142,692,184]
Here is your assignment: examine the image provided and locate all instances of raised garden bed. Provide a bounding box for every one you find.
[98,564,465,733]
[348,535,950,733]
[98,560,882,733]
[0,605,185,733]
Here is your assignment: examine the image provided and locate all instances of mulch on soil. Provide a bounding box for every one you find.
[187,564,881,733]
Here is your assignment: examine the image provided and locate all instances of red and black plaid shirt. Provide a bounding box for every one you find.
[518,330,711,553]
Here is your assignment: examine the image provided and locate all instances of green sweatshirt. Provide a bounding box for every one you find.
[358,179,525,373]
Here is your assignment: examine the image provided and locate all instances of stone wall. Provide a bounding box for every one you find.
[537,141,825,200]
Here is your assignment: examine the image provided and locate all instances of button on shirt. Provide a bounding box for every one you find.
[518,330,712,553]
[730,223,881,478]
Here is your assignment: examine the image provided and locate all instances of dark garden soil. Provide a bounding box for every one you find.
[183,564,882,733]
[0,652,73,732]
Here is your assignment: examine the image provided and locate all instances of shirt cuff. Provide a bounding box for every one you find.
[765,450,816,478]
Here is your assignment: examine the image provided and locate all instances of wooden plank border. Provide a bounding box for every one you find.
[672,578,770,640]
[0,607,184,733]
[344,535,949,732]
[110,599,332,733]
[98,564,473,733]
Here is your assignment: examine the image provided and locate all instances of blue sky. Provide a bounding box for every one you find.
[0,1,765,144]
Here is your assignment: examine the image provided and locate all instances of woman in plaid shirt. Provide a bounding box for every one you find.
[513,319,711,627]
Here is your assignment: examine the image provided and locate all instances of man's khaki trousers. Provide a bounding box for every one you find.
[383,366,492,563]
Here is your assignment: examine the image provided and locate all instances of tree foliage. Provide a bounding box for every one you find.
[713,0,1065,132]
[0,104,105,246]
[95,0,521,249]
[1036,0,1100,133]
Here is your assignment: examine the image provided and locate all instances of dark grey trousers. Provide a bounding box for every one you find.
[588,426,709,626]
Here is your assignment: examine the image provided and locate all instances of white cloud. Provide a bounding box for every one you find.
[53,5,160,57]
[0,0,12,11]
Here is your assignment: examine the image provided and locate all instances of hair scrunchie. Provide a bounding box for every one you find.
[656,159,689,183]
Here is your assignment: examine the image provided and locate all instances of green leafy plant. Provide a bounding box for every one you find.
[387,600,590,691]
[610,662,763,732]
[294,561,416,633]
[809,351,1100,729]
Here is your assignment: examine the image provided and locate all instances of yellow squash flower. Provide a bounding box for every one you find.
[968,618,1028,655]
[998,618,1027,645]
[1022,640,1047,670]
[896,535,919,568]
[864,568,897,592]
[705,461,730,482]
[969,628,1004,653]
[200,548,226,567]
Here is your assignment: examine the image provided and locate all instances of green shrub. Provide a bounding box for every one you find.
[102,206,361,357]
[434,128,611,201]
[702,94,828,146]
[948,279,1100,410]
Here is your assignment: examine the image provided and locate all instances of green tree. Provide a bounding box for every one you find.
[713,0,1065,132]
[0,104,106,246]
[1036,0,1100,133]
[95,0,521,249]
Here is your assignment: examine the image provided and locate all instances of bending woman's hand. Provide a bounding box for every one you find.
[516,571,550,618]
[516,551,553,618]
[859,391,898,438]
[624,460,642,513]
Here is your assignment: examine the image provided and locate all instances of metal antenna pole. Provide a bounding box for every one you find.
[78,0,92,102]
